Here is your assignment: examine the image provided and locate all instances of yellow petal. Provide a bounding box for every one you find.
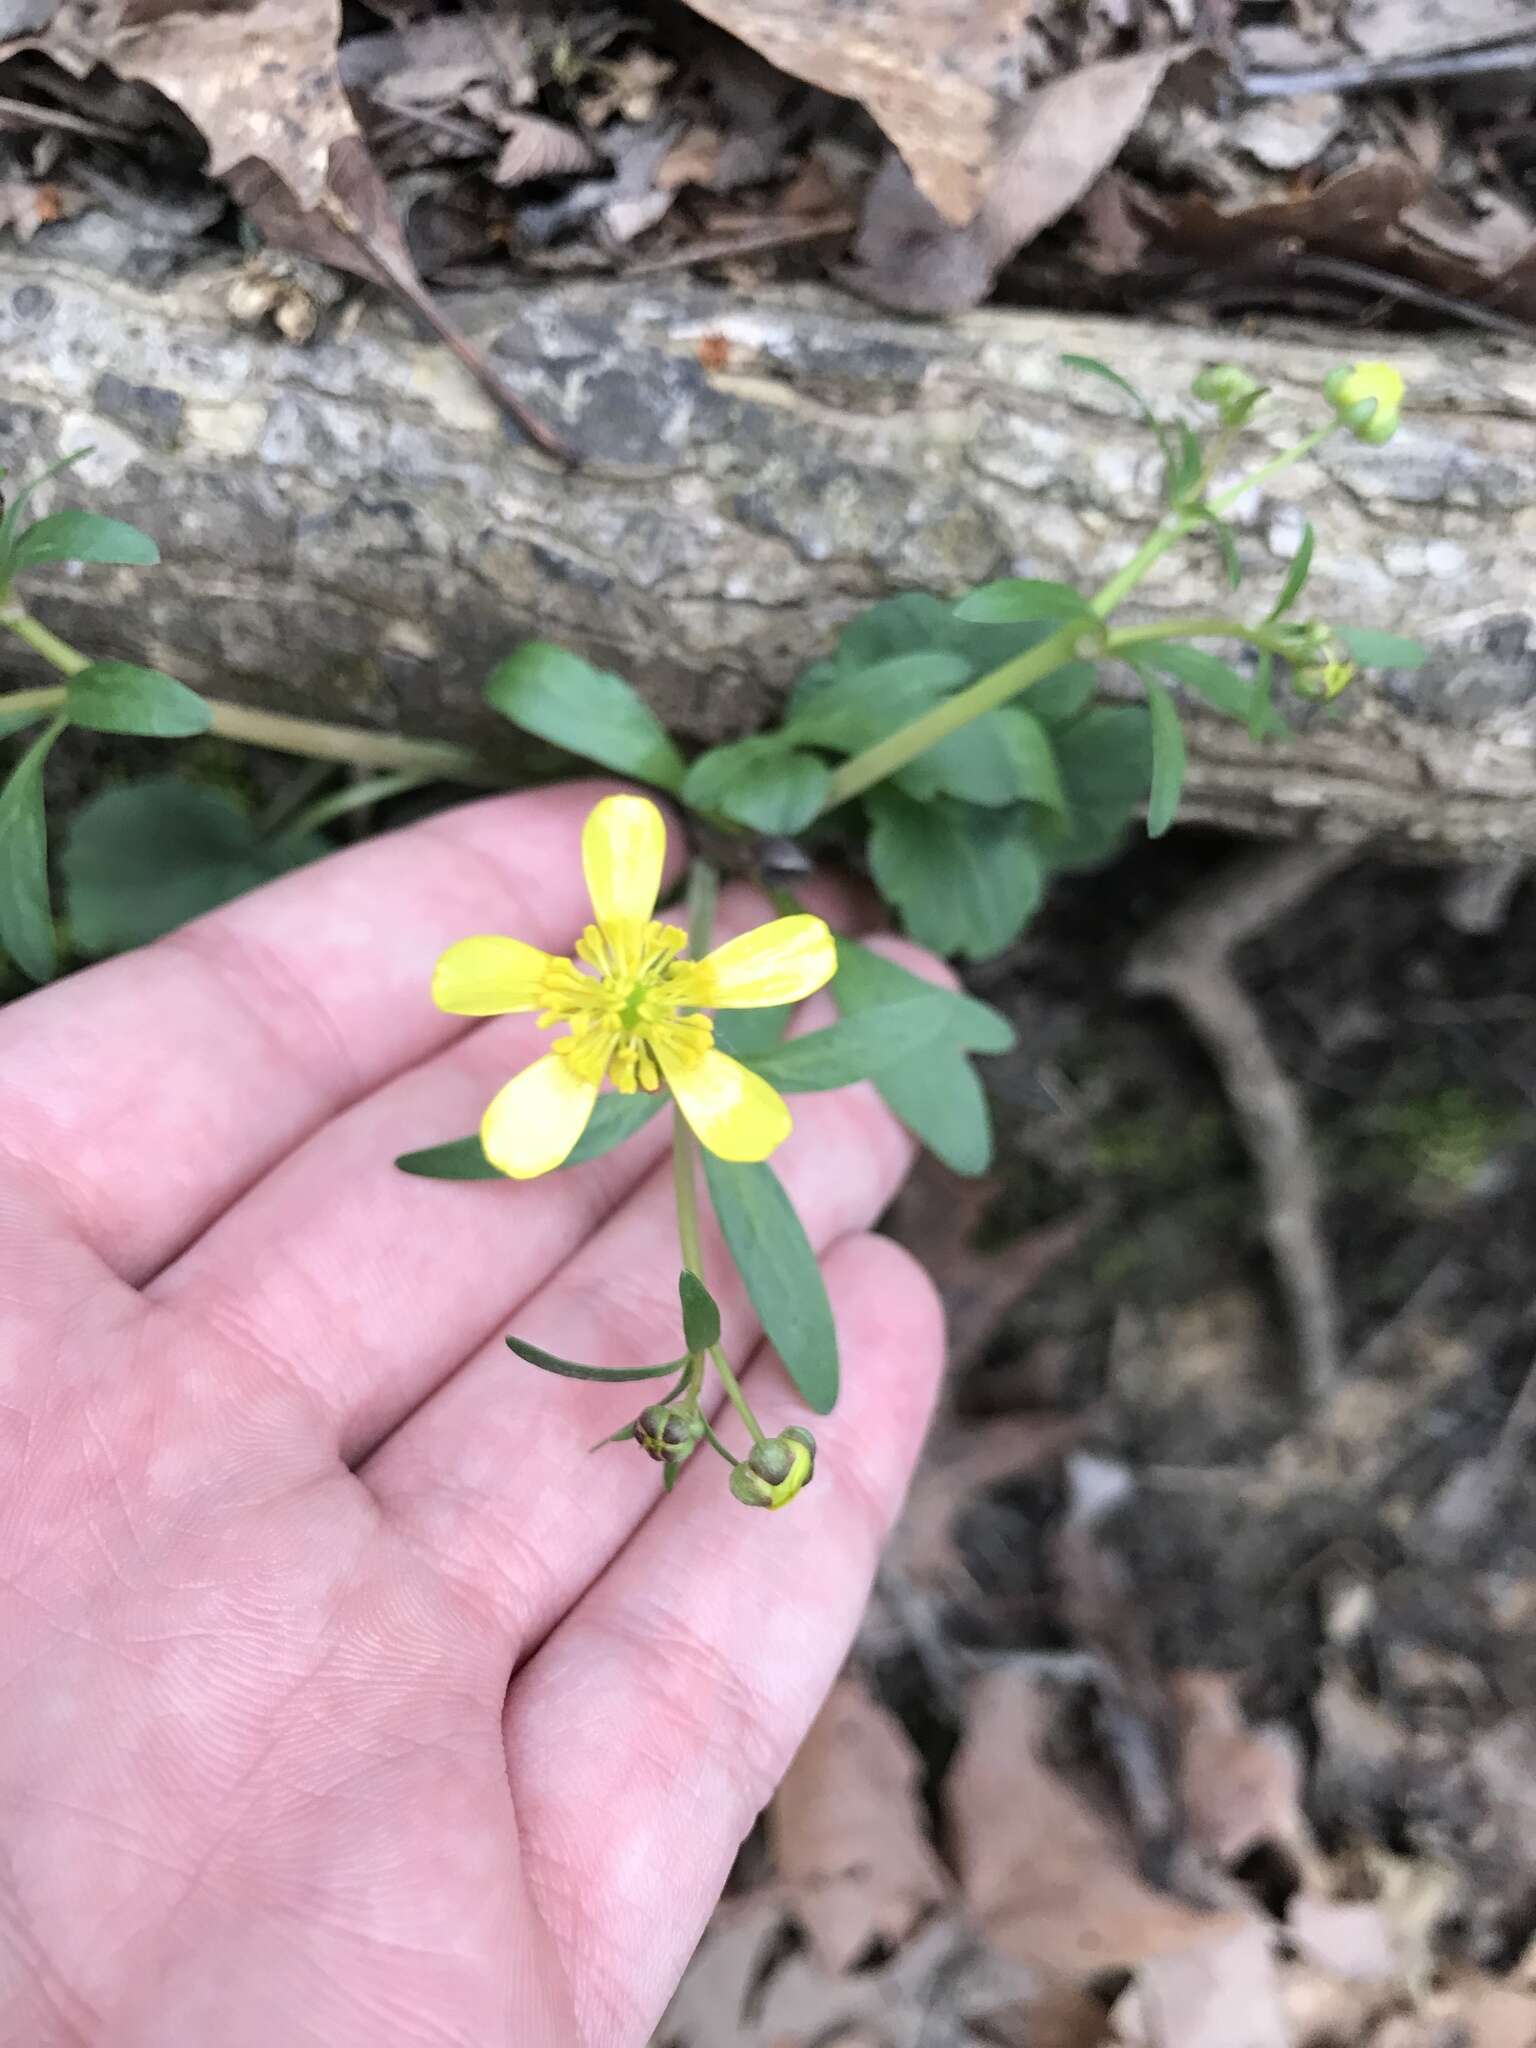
[656,1044,792,1162]
[433,935,555,1015]
[480,1055,599,1178]
[582,794,666,945]
[694,915,837,1009]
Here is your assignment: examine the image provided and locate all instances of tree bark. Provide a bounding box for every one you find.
[3,244,1534,857]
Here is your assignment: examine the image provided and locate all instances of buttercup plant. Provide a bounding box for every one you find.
[0,356,1428,1509]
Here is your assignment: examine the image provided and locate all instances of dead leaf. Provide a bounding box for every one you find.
[680,0,1042,227]
[578,48,674,129]
[1344,0,1536,63]
[1170,1673,1318,1878]
[0,0,564,454]
[846,48,1186,314]
[1111,1923,1288,2048]
[492,111,598,186]
[767,1677,949,1974]
[1145,154,1425,262]
[946,1667,1248,1978]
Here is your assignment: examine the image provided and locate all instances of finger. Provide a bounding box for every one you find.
[504,1233,945,2046]
[3,782,672,1284]
[148,877,865,1459]
[362,1007,922,1654]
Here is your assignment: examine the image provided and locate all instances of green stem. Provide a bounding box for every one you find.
[1105,617,1275,654]
[275,769,434,841]
[671,1120,766,1448]
[1207,425,1335,519]
[0,604,494,781]
[1088,512,1196,619]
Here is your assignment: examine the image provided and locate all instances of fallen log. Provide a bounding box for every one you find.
[3,243,1534,858]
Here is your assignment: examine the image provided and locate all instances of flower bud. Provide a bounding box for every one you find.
[1191,364,1266,424]
[729,1425,816,1510]
[1293,658,1356,702]
[1323,361,1404,445]
[634,1402,705,1464]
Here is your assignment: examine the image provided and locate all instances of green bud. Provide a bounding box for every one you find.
[1293,658,1356,702]
[1191,364,1267,426]
[1323,361,1404,445]
[729,1426,817,1510]
[634,1401,705,1465]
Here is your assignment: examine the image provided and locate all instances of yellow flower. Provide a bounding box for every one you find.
[1323,361,1404,445]
[433,794,837,1178]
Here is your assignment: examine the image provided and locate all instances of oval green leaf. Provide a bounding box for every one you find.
[11,509,159,571]
[67,661,212,739]
[702,1152,839,1412]
[485,642,686,791]
[1334,626,1429,670]
[682,739,829,833]
[953,579,1095,626]
[679,1269,722,1352]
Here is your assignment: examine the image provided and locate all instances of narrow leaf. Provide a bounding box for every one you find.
[874,1043,993,1175]
[1248,649,1278,744]
[679,1270,722,1352]
[485,642,686,790]
[1198,508,1243,589]
[744,996,957,1093]
[1060,353,1173,468]
[1128,642,1253,720]
[0,717,63,981]
[1167,421,1204,505]
[1267,520,1315,622]
[702,1152,839,1413]
[506,1335,685,1382]
[394,1090,665,1179]
[1334,626,1429,669]
[953,579,1095,626]
[66,661,212,739]
[1143,675,1185,838]
[0,450,90,564]
[11,509,159,571]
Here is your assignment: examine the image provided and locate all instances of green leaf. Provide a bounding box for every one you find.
[394,1090,664,1181]
[1143,676,1185,838]
[1268,521,1315,622]
[1027,661,1098,725]
[866,789,1043,961]
[713,1003,791,1059]
[682,739,829,832]
[702,1152,839,1412]
[679,1270,721,1352]
[395,1136,502,1180]
[1128,642,1252,719]
[66,661,212,739]
[892,705,1067,812]
[1248,649,1280,744]
[1167,421,1204,505]
[786,650,971,752]
[834,937,1015,1053]
[10,509,159,571]
[0,450,90,566]
[505,1334,685,1382]
[0,707,45,741]
[484,642,686,791]
[744,996,957,1093]
[1334,626,1429,670]
[997,707,1067,813]
[953,579,1095,626]
[61,779,325,954]
[831,944,997,1175]
[0,717,64,981]
[874,1041,993,1175]
[1035,705,1153,872]
[1060,354,1173,469]
[1195,507,1243,589]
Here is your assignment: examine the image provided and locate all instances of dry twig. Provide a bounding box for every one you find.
[1124,845,1354,1399]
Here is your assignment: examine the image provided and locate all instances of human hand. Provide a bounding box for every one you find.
[0,784,945,2047]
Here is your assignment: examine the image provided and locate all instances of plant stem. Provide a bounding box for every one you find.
[1207,424,1335,519]
[1105,617,1275,654]
[0,603,494,781]
[671,1119,766,1448]
[1088,512,1196,619]
[275,769,434,841]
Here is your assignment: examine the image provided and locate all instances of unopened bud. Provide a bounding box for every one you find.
[729,1426,816,1510]
[635,1402,705,1464]
[1323,361,1404,445]
[1191,364,1266,425]
[1294,658,1356,701]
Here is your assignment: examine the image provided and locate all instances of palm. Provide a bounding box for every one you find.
[0,785,943,2047]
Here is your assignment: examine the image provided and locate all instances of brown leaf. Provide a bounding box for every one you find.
[1170,1673,1318,1878]
[1145,155,1425,262]
[946,1667,1248,1978]
[491,113,597,187]
[767,1677,949,1974]
[680,0,1042,227]
[846,48,1186,314]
